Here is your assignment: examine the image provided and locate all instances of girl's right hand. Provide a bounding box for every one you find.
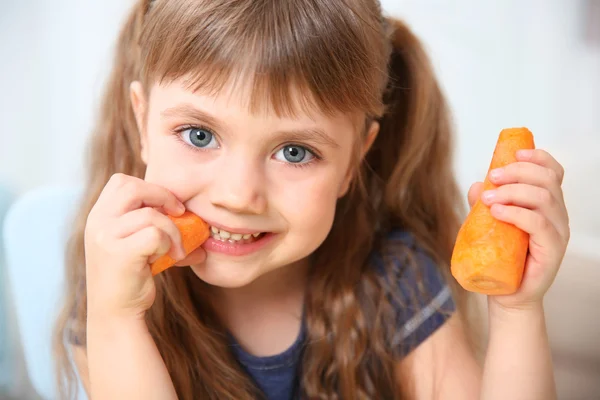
[84,173,187,319]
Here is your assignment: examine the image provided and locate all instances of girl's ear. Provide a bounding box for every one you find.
[337,121,380,198]
[130,81,148,164]
[363,120,379,157]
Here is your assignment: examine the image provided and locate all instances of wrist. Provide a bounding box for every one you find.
[87,296,148,322]
[87,311,149,339]
[488,298,545,324]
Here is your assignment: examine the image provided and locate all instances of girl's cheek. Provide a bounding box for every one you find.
[278,175,339,227]
[144,154,208,201]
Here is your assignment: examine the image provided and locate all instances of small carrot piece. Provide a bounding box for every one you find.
[451,127,535,295]
[150,211,210,276]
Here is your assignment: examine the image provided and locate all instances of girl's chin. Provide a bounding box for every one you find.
[187,260,260,289]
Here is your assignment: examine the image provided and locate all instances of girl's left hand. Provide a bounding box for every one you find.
[467,149,570,310]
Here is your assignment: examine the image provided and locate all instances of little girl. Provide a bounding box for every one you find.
[54,0,570,399]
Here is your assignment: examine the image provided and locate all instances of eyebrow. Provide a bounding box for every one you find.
[272,127,340,149]
[161,103,340,149]
[161,104,224,131]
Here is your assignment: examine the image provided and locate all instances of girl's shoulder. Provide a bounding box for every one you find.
[370,229,456,357]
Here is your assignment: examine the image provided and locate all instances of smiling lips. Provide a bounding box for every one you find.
[209,226,265,243]
[202,224,274,257]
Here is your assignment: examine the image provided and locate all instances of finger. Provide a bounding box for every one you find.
[110,207,186,260]
[481,184,568,238]
[174,246,207,266]
[488,162,562,199]
[467,182,484,208]
[515,149,565,184]
[489,204,562,251]
[101,174,185,217]
[119,226,172,268]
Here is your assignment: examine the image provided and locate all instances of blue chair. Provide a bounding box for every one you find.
[3,185,87,400]
[0,185,13,391]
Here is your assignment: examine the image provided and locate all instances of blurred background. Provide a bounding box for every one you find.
[0,0,598,399]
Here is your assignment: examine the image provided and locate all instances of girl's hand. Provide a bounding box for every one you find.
[84,173,187,319]
[467,149,570,310]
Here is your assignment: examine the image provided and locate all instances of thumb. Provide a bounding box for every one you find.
[467,182,485,208]
[173,246,207,267]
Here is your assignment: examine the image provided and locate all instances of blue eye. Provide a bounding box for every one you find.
[274,145,314,164]
[180,127,218,149]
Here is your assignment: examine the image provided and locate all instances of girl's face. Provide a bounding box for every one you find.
[132,77,376,288]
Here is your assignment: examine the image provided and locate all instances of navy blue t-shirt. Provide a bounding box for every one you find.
[70,230,455,399]
[228,230,455,400]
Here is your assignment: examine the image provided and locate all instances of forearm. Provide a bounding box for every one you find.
[87,315,178,400]
[481,300,556,400]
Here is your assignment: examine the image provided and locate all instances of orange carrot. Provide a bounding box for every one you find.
[150,211,210,276]
[451,127,535,295]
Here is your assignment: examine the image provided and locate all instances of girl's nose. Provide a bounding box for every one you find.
[208,157,267,215]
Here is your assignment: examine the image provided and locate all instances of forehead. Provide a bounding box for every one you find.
[148,77,364,133]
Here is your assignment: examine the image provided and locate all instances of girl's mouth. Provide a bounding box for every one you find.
[209,226,266,244]
[201,224,275,257]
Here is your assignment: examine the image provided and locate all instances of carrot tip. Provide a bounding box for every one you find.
[149,211,210,276]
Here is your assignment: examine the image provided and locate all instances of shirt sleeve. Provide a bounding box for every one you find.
[374,230,456,358]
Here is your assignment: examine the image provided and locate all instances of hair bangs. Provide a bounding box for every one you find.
[139,0,387,119]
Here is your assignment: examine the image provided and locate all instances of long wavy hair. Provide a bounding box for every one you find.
[53,0,476,398]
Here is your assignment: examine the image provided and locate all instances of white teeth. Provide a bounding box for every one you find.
[209,226,263,242]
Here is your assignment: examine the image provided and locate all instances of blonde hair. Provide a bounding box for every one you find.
[54,0,473,398]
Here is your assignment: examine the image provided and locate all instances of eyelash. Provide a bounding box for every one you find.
[172,124,323,168]
[172,124,218,153]
[276,143,322,169]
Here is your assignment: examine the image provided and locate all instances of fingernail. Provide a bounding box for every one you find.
[178,202,186,214]
[517,149,533,159]
[490,168,503,180]
[482,190,496,203]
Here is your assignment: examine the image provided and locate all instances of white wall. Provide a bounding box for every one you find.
[0,0,134,194]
